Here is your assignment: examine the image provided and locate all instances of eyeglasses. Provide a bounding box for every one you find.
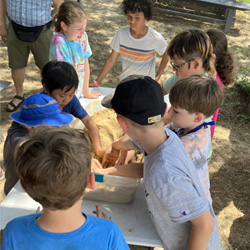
[170,58,195,71]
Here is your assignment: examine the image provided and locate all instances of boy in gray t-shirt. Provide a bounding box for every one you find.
[100,76,223,250]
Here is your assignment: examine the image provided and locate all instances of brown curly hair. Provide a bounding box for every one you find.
[122,0,153,21]
[207,29,236,86]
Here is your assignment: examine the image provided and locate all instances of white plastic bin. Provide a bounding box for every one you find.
[84,174,141,204]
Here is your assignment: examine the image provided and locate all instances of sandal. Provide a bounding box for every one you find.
[6,95,25,112]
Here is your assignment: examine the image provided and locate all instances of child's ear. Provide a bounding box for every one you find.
[86,173,95,190]
[193,59,202,69]
[60,21,67,31]
[194,113,204,123]
[42,84,49,95]
[117,116,129,132]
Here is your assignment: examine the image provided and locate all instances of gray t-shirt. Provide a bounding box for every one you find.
[132,128,223,250]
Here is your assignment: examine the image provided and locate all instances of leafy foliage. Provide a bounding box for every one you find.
[235,78,250,96]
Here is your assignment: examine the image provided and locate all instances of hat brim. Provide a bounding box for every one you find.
[101,92,114,108]
[10,111,74,127]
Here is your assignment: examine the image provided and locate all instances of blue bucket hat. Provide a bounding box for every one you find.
[10,94,73,126]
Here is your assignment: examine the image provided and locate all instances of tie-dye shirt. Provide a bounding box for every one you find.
[110,26,167,82]
[166,123,212,204]
[49,32,92,98]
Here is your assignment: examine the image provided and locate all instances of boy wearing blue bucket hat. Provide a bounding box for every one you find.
[3,94,74,195]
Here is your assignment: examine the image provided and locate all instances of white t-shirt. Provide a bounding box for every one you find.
[110,26,168,81]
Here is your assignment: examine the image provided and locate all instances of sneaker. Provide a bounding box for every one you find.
[0,168,5,181]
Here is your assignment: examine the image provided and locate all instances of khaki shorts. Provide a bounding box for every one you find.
[7,21,53,70]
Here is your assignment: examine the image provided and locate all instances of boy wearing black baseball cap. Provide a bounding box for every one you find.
[100,76,223,250]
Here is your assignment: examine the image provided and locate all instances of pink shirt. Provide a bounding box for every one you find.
[211,73,223,140]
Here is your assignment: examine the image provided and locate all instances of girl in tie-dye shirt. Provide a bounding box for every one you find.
[50,1,101,99]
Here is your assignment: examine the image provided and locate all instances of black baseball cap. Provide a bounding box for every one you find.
[102,76,166,125]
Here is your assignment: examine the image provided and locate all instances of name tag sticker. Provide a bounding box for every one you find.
[77,63,85,72]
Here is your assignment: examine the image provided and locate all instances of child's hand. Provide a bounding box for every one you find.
[84,92,102,99]
[155,74,161,82]
[93,204,111,220]
[91,158,103,173]
[102,144,120,168]
[116,150,127,166]
[89,80,99,87]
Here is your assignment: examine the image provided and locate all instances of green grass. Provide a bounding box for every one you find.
[236,47,250,58]
[239,114,250,122]
[239,0,250,3]
[236,78,250,96]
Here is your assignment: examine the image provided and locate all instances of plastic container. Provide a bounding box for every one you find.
[84,174,141,204]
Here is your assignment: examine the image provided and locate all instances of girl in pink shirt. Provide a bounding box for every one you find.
[207,29,236,139]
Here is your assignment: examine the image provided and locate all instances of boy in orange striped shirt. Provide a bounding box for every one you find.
[91,0,169,86]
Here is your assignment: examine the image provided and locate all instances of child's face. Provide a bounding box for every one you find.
[170,56,200,78]
[49,87,75,110]
[168,106,196,129]
[126,11,147,32]
[61,17,87,42]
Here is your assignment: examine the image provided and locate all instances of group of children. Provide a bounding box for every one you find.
[1,0,236,249]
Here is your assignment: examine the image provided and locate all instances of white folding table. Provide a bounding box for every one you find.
[0,181,163,249]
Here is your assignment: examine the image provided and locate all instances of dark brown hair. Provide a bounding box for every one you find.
[41,60,78,93]
[207,28,236,86]
[122,0,153,20]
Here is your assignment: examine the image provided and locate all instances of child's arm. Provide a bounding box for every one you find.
[81,115,104,158]
[83,58,101,99]
[188,210,215,250]
[94,50,119,85]
[116,150,135,165]
[102,135,135,167]
[161,74,180,95]
[155,48,169,82]
[100,163,143,179]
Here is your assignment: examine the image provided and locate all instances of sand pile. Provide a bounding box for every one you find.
[90,108,143,164]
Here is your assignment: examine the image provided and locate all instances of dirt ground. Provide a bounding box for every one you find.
[0,0,250,249]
